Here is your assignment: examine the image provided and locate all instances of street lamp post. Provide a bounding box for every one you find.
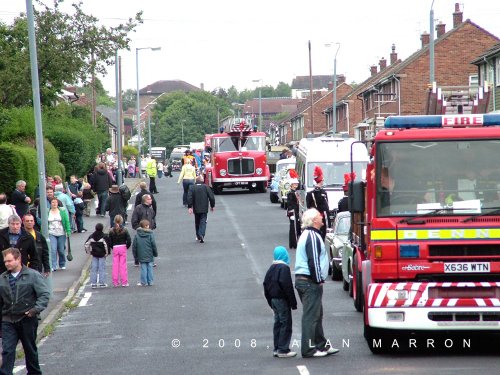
[252,79,263,131]
[430,0,435,84]
[136,46,161,176]
[326,43,340,133]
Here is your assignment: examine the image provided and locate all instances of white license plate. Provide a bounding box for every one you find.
[443,262,490,273]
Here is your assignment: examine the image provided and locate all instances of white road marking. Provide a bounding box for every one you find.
[13,366,26,374]
[297,365,310,375]
[78,292,92,307]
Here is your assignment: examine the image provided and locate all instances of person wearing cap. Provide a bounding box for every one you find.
[306,166,330,239]
[294,208,339,358]
[263,246,297,358]
[286,170,301,250]
[104,185,127,228]
[338,172,355,213]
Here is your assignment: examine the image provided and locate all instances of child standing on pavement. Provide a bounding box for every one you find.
[263,246,298,358]
[132,219,158,286]
[84,223,110,288]
[108,215,132,287]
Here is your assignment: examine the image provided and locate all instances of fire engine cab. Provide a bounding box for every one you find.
[205,118,269,194]
[348,114,500,353]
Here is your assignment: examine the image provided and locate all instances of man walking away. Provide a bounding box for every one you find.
[0,247,50,374]
[187,175,215,243]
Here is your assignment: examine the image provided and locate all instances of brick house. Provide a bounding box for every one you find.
[472,42,500,112]
[291,75,345,99]
[277,81,352,144]
[325,3,499,140]
[243,97,301,136]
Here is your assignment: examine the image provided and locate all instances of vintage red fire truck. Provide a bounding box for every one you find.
[348,114,500,352]
[204,118,269,194]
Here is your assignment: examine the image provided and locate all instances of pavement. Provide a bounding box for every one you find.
[36,177,143,340]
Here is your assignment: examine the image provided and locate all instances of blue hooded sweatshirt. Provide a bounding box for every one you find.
[263,246,297,309]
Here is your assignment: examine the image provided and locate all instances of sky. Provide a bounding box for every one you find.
[1,0,500,96]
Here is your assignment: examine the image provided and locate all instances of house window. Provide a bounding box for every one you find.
[469,74,479,87]
[496,59,500,87]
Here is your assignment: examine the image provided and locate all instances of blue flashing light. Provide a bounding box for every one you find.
[385,114,500,129]
[400,244,420,258]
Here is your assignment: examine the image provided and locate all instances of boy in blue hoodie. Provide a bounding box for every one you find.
[263,246,298,358]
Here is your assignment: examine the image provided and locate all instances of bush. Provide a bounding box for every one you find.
[122,145,138,160]
[0,143,38,199]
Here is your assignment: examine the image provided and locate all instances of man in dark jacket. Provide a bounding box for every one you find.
[92,162,113,216]
[11,180,31,218]
[263,246,297,358]
[0,215,38,274]
[187,175,215,243]
[131,194,156,230]
[22,214,51,276]
[104,185,127,228]
[134,182,157,213]
[0,247,50,374]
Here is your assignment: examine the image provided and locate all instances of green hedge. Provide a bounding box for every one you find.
[122,145,138,160]
[0,143,38,199]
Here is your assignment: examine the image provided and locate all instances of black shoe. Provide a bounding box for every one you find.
[199,236,204,243]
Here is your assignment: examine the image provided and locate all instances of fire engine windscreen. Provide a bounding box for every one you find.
[376,139,500,216]
[213,136,265,152]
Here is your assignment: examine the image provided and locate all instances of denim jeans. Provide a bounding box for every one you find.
[182,179,194,205]
[194,212,208,239]
[1,317,41,375]
[76,212,84,232]
[96,191,108,215]
[271,298,293,353]
[90,256,107,284]
[140,262,154,285]
[49,234,66,270]
[295,279,327,357]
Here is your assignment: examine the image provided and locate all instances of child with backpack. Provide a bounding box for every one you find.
[84,223,110,288]
[108,214,132,287]
[132,219,158,286]
[263,246,297,358]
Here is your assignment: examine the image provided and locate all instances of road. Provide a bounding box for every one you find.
[14,176,499,374]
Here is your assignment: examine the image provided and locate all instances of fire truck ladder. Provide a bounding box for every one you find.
[426,83,490,115]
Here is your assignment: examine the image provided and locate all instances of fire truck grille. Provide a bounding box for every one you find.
[429,244,500,258]
[227,158,254,175]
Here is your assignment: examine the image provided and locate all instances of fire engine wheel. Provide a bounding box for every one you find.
[213,183,223,195]
[353,257,364,312]
[257,181,267,193]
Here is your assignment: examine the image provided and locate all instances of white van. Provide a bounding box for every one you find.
[295,136,369,221]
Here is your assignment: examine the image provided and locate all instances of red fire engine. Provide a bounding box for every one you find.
[205,118,269,194]
[348,114,500,352]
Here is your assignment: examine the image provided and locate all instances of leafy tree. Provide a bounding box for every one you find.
[122,88,136,111]
[0,0,142,107]
[275,81,292,97]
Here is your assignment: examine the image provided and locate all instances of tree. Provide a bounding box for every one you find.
[275,81,292,97]
[121,89,136,111]
[0,0,142,107]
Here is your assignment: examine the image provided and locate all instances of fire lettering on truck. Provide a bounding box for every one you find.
[442,115,483,127]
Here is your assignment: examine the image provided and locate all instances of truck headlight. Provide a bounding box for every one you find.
[256,168,263,175]
[220,169,227,176]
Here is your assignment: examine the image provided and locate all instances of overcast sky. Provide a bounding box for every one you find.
[1,0,500,95]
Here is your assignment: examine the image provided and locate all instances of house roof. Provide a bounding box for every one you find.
[96,105,119,128]
[243,98,301,114]
[343,19,500,102]
[471,42,500,64]
[291,75,332,90]
[139,80,200,95]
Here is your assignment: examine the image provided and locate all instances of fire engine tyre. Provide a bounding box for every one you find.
[213,183,223,195]
[257,181,267,193]
[353,257,364,312]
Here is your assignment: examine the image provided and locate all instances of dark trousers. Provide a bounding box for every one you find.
[1,317,41,375]
[75,211,84,232]
[194,212,208,239]
[96,191,108,215]
[289,218,301,249]
[149,177,158,193]
[295,279,327,357]
[182,179,194,206]
[271,298,293,353]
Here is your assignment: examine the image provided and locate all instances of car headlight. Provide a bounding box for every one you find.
[256,168,263,175]
[220,169,227,176]
[284,182,290,190]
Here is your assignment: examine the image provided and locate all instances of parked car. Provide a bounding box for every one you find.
[325,211,351,281]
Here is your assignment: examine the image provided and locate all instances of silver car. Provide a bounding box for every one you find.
[325,211,351,281]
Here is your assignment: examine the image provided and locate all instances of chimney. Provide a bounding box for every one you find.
[436,22,446,38]
[337,74,346,85]
[390,44,398,65]
[421,32,430,48]
[379,58,387,71]
[453,3,463,28]
[370,65,378,77]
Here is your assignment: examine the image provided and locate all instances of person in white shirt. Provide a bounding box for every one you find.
[0,193,17,230]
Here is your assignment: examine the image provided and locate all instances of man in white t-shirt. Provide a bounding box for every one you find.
[0,193,17,230]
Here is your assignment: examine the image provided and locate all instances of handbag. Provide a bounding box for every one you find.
[66,236,73,261]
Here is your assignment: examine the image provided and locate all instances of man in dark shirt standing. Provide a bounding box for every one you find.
[11,180,31,218]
